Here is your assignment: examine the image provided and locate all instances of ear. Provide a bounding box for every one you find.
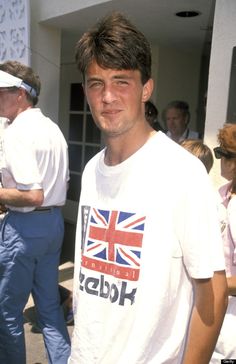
[17,88,27,103]
[142,78,154,103]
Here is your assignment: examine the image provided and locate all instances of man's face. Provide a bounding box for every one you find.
[83,61,153,138]
[166,107,188,138]
[0,88,20,121]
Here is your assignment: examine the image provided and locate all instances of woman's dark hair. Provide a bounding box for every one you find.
[75,12,152,85]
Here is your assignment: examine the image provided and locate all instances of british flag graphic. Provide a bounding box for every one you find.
[81,208,146,281]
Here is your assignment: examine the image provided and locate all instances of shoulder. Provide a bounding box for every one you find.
[151,132,210,193]
[157,131,204,168]
[83,149,104,172]
[188,130,200,139]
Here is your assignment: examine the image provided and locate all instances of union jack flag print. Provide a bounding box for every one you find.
[81,208,146,281]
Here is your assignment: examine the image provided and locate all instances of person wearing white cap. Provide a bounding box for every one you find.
[0,61,70,364]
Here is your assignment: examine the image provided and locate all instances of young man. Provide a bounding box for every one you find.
[0,61,71,364]
[69,12,227,364]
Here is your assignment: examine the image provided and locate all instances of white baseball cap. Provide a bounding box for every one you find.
[0,70,37,97]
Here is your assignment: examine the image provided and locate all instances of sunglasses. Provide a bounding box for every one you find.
[213,146,236,159]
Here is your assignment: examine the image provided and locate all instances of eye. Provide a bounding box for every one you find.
[88,80,103,89]
[116,80,129,86]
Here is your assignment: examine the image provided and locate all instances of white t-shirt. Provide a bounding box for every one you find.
[2,108,69,212]
[70,132,225,364]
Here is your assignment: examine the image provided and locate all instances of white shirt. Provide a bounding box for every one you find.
[167,128,199,143]
[69,132,225,364]
[2,108,69,212]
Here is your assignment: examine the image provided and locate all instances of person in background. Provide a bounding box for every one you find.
[0,61,71,364]
[163,100,199,143]
[210,123,236,363]
[69,12,227,364]
[180,139,214,174]
[145,100,165,132]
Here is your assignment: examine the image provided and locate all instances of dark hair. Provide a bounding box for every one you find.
[145,100,158,124]
[145,100,165,132]
[0,60,40,106]
[163,100,190,123]
[75,11,152,85]
[180,139,214,173]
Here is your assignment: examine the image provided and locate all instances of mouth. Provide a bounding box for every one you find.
[102,109,121,116]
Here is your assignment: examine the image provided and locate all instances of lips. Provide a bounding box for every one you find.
[102,109,121,115]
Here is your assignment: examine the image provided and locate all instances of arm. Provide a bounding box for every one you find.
[227,276,236,296]
[182,270,228,364]
[0,188,44,207]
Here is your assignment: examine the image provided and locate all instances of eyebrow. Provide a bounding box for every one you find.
[86,73,134,83]
[112,74,133,80]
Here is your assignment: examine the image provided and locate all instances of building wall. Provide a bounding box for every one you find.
[0,0,30,64]
[35,0,109,22]
[30,0,61,122]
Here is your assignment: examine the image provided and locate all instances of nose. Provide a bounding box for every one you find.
[102,84,116,103]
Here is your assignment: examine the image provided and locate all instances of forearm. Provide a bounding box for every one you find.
[0,188,44,207]
[227,276,236,296]
[182,271,228,364]
[183,304,225,363]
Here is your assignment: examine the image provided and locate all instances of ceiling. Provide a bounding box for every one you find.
[42,0,216,55]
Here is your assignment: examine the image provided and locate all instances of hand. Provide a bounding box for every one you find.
[0,204,7,214]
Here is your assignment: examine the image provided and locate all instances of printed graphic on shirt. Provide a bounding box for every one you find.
[79,206,146,305]
[81,207,146,282]
[79,272,138,306]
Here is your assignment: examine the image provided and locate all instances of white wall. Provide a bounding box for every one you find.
[30,0,61,122]
[36,0,110,21]
[0,0,30,64]
[204,0,236,188]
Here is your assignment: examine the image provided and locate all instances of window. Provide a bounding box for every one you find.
[67,83,102,201]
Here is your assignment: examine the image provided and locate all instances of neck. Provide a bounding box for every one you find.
[170,127,188,143]
[104,125,156,166]
[10,105,33,123]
